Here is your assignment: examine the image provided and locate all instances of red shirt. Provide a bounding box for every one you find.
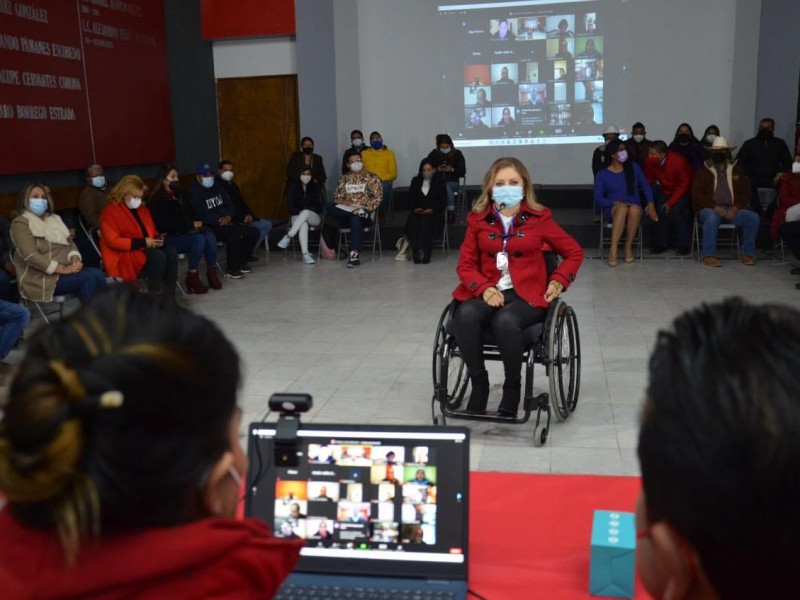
[0,511,303,599]
[99,202,160,281]
[773,171,800,240]
[453,205,583,308]
[644,151,693,207]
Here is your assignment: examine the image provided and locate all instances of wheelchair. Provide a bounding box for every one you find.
[431,272,581,447]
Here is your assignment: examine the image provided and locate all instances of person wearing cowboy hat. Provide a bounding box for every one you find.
[690,136,759,267]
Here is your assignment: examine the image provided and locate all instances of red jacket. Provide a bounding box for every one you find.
[0,511,303,599]
[772,172,800,240]
[453,204,583,308]
[644,151,693,208]
[99,202,158,281]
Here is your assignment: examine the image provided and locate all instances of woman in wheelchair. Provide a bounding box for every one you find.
[451,157,583,417]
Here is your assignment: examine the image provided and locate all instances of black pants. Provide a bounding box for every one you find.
[143,246,178,293]
[406,213,435,257]
[215,224,259,272]
[780,221,800,261]
[450,289,545,385]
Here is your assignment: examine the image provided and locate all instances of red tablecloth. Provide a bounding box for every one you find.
[469,472,653,600]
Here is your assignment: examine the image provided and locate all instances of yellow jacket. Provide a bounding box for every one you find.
[361,147,397,182]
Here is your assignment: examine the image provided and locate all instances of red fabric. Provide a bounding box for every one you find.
[99,203,158,281]
[201,0,295,39]
[453,205,584,308]
[644,151,693,207]
[0,511,303,599]
[772,172,800,240]
[469,472,653,600]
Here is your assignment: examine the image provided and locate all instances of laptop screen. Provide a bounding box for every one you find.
[245,424,470,581]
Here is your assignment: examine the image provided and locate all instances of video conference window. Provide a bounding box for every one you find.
[438,0,604,146]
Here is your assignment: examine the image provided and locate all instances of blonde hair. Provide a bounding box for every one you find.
[107,175,146,205]
[17,182,54,215]
[472,157,544,213]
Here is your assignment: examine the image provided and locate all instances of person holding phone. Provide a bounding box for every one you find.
[100,175,179,300]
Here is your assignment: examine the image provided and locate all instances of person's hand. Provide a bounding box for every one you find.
[423,209,433,215]
[244,214,253,224]
[70,256,83,271]
[218,215,232,226]
[193,220,203,230]
[146,237,164,248]
[725,207,738,220]
[341,198,353,207]
[483,287,504,307]
[647,203,659,222]
[715,206,727,217]
[544,280,563,303]
[413,208,424,215]
[56,263,79,275]
[662,203,672,215]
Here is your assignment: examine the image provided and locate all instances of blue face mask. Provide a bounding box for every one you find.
[492,186,524,208]
[201,176,214,189]
[371,139,383,150]
[29,198,48,216]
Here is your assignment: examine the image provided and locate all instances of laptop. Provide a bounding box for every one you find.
[245,423,470,599]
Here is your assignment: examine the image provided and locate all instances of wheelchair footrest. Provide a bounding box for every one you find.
[448,409,531,425]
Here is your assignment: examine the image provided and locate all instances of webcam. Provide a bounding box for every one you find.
[271,393,313,467]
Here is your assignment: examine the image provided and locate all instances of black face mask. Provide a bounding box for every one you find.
[757,128,774,140]
[711,152,727,164]
[302,147,314,155]
[677,133,690,144]
[168,180,182,193]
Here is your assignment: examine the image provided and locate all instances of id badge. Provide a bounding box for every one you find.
[496,252,508,270]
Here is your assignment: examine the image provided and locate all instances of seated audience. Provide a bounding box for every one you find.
[626,122,651,167]
[361,131,397,216]
[188,163,258,279]
[700,124,720,151]
[11,183,106,305]
[592,125,620,222]
[645,140,694,255]
[327,153,382,269]
[774,153,800,288]
[594,140,654,266]
[149,164,221,293]
[342,129,365,175]
[77,163,108,229]
[451,157,583,417]
[0,298,28,384]
[406,158,446,264]
[668,123,704,171]
[218,160,272,259]
[691,137,758,267]
[0,288,303,597]
[277,166,325,264]
[736,117,793,214]
[286,136,327,191]
[100,175,178,299]
[426,134,467,224]
[637,298,800,599]
[0,215,18,302]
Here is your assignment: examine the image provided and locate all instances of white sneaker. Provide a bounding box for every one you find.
[277,235,291,249]
[302,253,316,264]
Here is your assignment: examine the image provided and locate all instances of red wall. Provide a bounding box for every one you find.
[200,0,295,39]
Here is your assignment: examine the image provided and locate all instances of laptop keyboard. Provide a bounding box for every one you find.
[275,584,458,599]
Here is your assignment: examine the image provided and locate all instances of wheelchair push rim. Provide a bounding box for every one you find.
[546,300,581,421]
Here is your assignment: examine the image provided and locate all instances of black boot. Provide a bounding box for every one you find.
[413,250,421,264]
[465,370,490,414]
[497,380,521,417]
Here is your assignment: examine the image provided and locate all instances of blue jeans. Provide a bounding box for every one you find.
[697,207,759,257]
[165,231,217,270]
[380,181,392,212]
[0,300,29,359]
[445,181,459,209]
[248,219,272,253]
[326,202,370,252]
[53,267,107,304]
[651,184,691,250]
[0,269,18,302]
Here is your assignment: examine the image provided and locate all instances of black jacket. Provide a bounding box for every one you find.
[426,148,466,184]
[736,135,793,183]
[408,174,447,213]
[218,179,256,222]
[149,190,194,234]
[288,181,325,215]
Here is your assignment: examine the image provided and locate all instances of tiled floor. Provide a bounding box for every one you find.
[172,247,799,477]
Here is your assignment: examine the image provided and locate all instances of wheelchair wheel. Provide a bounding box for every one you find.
[533,423,548,447]
[432,304,469,415]
[546,301,581,421]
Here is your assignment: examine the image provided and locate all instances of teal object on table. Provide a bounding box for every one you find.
[589,509,636,599]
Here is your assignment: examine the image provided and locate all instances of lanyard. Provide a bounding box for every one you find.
[495,209,515,253]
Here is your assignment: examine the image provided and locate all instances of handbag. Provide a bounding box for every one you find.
[394,235,411,261]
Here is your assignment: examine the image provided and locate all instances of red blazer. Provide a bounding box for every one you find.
[453,204,583,309]
[644,151,693,207]
[773,172,800,240]
[99,202,158,281]
[0,511,303,599]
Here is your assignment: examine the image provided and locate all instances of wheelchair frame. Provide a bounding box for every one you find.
[431,297,581,447]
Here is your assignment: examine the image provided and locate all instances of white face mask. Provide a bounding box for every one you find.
[126,197,142,210]
[201,176,215,188]
[633,134,644,143]
[220,170,234,182]
[300,174,312,184]
[793,162,800,174]
[91,175,106,188]
[350,161,364,173]
[706,134,718,144]
[352,138,363,147]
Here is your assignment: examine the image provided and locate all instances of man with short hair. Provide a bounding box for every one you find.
[625,122,651,167]
[341,129,365,175]
[644,141,693,255]
[328,153,382,268]
[691,137,758,267]
[187,163,259,279]
[217,160,272,259]
[77,163,108,229]
[636,298,800,599]
[736,117,793,214]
